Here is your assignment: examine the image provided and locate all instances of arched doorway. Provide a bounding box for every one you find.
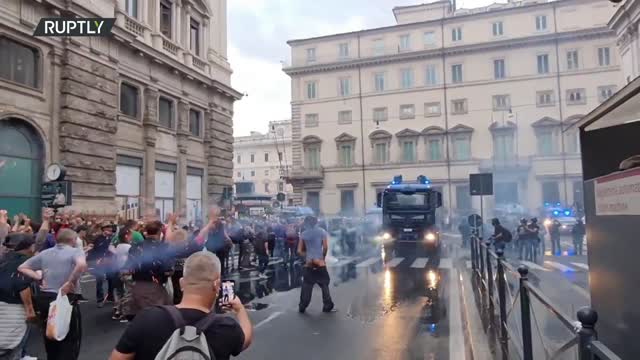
[0,118,44,218]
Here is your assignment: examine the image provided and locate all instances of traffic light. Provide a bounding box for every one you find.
[276,192,285,202]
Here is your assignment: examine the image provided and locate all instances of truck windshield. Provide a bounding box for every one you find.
[384,192,429,207]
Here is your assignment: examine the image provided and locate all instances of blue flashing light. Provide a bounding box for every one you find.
[552,210,560,216]
[563,210,571,216]
[544,202,550,207]
[556,202,561,207]
[430,323,437,332]
[392,175,403,185]
[417,175,431,185]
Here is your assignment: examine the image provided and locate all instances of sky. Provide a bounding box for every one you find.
[228,0,504,136]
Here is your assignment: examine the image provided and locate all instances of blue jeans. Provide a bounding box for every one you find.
[257,254,269,273]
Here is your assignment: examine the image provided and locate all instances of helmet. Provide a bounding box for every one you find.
[520,217,527,224]
[531,217,538,223]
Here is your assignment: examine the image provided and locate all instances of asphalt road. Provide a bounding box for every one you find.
[23,233,590,360]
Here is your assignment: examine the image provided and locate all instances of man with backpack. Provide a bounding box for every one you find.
[490,218,512,251]
[109,251,252,360]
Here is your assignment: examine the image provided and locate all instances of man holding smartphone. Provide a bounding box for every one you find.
[110,252,252,360]
[298,216,335,313]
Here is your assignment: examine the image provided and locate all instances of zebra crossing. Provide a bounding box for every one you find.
[330,256,454,270]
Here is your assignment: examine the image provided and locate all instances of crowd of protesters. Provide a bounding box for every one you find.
[0,206,259,360]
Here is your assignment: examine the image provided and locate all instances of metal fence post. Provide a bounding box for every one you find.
[518,266,533,360]
[577,307,598,360]
[479,239,486,285]
[486,241,494,301]
[496,249,509,355]
[471,234,477,272]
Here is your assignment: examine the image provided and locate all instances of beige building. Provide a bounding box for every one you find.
[0,0,240,223]
[610,0,640,83]
[284,0,624,218]
[233,120,294,202]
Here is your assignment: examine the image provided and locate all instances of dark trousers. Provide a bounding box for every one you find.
[171,268,183,304]
[257,254,269,273]
[573,237,583,255]
[268,240,275,259]
[215,250,228,275]
[299,266,334,312]
[35,292,82,360]
[551,235,561,255]
[90,264,114,301]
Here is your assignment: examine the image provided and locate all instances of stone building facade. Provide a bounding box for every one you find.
[284,0,623,217]
[0,0,240,222]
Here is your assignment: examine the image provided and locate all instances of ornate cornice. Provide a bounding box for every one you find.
[284,27,614,76]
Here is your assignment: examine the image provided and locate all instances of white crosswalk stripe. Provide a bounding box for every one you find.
[385,257,405,268]
[544,260,575,272]
[410,257,429,268]
[439,258,452,269]
[356,257,381,268]
[520,261,550,272]
[570,262,589,271]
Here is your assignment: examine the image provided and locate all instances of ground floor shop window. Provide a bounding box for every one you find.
[155,169,175,221]
[187,170,203,225]
[116,163,141,220]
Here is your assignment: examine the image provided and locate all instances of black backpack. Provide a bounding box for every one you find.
[502,227,513,243]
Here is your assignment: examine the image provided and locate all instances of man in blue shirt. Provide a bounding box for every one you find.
[297,216,334,313]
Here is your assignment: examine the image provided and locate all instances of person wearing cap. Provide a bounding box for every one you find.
[0,233,37,360]
[87,222,116,307]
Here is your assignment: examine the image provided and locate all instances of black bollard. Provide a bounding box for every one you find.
[496,249,509,359]
[577,307,598,360]
[518,265,533,360]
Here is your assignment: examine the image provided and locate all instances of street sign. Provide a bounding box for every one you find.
[276,192,286,202]
[470,173,493,196]
[468,214,482,228]
[41,181,72,208]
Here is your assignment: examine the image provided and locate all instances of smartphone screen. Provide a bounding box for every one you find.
[220,280,235,306]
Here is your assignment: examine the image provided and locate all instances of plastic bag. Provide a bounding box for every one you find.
[46,290,72,341]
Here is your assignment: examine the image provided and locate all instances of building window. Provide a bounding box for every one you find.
[424,31,436,46]
[373,39,385,56]
[598,85,617,102]
[306,48,316,63]
[373,107,388,122]
[452,27,462,42]
[155,169,175,222]
[492,21,503,36]
[119,83,139,118]
[0,37,40,88]
[306,81,318,99]
[338,43,349,59]
[566,50,579,70]
[537,90,554,106]
[125,0,138,18]
[264,170,269,177]
[566,88,586,105]
[566,129,580,154]
[451,99,468,114]
[542,181,560,204]
[492,94,510,111]
[425,102,441,117]
[374,72,385,92]
[537,54,549,74]
[190,18,200,56]
[453,136,471,160]
[186,172,203,224]
[535,15,547,31]
[598,47,611,66]
[116,164,141,220]
[456,185,471,210]
[236,171,241,178]
[251,170,255,177]
[158,96,174,128]
[399,104,415,119]
[340,190,355,215]
[250,154,255,163]
[264,183,270,193]
[236,155,241,164]
[427,138,443,161]
[494,59,505,79]
[537,129,555,155]
[401,141,416,162]
[400,68,414,89]
[304,147,320,170]
[278,152,283,161]
[264,153,269,162]
[374,143,388,164]
[305,113,319,128]
[493,132,514,160]
[189,109,201,137]
[160,0,172,38]
[426,64,438,85]
[451,64,463,83]
[399,34,410,51]
[338,77,351,97]
[338,110,352,125]
[339,144,353,167]
[495,182,518,204]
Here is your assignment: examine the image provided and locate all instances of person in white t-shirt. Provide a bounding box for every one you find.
[111,227,133,322]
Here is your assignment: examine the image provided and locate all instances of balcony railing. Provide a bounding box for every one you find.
[124,16,144,37]
[192,56,207,71]
[290,166,324,179]
[162,38,179,56]
[479,156,532,171]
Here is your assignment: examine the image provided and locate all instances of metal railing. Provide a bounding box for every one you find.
[469,235,622,360]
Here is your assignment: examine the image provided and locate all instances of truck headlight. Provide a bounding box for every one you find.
[424,232,436,243]
[382,232,392,241]
[544,219,552,227]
